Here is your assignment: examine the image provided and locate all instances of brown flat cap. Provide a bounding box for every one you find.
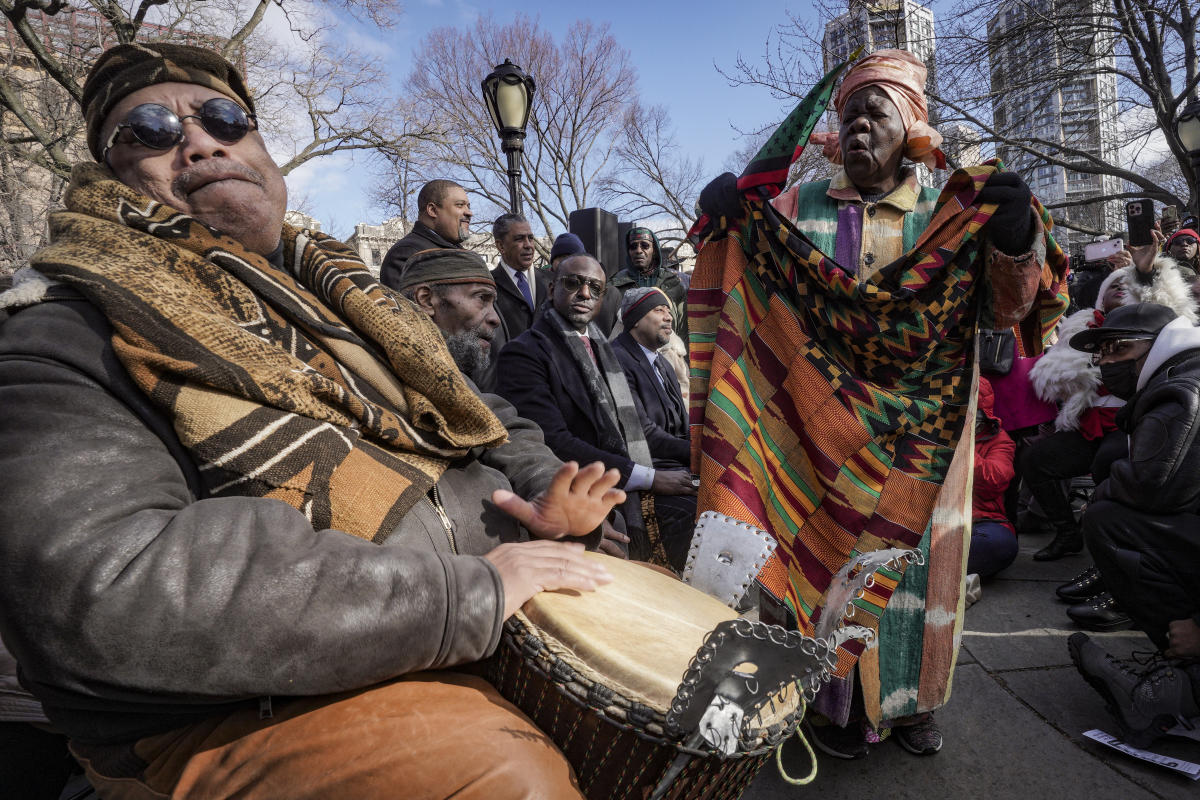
[82,42,255,161]
[397,248,495,292]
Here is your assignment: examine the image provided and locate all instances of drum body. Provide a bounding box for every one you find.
[485,554,799,800]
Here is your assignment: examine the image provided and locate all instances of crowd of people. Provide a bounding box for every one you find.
[0,38,1197,799]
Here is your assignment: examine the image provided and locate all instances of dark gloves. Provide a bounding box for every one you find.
[978,171,1035,256]
[698,172,742,224]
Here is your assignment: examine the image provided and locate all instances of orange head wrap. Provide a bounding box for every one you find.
[808,49,946,171]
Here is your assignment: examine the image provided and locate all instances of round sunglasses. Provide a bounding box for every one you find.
[102,97,257,163]
[557,273,607,298]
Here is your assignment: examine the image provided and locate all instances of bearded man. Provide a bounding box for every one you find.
[379,179,473,290]
[690,49,1068,759]
[395,247,501,384]
[0,43,622,799]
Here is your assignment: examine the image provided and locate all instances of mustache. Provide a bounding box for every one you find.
[173,159,265,198]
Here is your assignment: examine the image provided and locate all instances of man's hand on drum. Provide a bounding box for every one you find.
[491,460,625,540]
[485,541,614,619]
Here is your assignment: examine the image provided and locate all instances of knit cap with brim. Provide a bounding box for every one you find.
[82,42,256,161]
[396,248,495,293]
[621,286,671,330]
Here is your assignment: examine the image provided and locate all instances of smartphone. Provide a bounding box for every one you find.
[1126,200,1156,247]
[1083,238,1123,262]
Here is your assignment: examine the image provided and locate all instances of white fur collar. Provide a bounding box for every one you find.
[0,267,58,310]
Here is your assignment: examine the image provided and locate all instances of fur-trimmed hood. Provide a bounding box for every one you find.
[1093,255,1197,323]
[1029,254,1196,431]
[1029,307,1117,430]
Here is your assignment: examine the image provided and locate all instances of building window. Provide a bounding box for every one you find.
[371,249,381,265]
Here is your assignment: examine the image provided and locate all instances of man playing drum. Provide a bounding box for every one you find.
[0,42,622,799]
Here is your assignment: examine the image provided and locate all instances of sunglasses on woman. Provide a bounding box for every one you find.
[557,273,606,298]
[102,98,257,163]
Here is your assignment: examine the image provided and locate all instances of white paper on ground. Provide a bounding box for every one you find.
[1083,729,1200,780]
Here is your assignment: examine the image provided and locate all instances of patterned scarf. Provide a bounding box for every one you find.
[31,163,508,543]
[687,58,1068,694]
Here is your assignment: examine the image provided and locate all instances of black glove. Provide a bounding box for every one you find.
[698,172,742,224]
[977,171,1034,256]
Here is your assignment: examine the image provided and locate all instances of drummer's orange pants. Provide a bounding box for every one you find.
[70,671,584,799]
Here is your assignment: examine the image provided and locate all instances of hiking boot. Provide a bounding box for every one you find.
[1067,591,1133,632]
[1057,565,1105,602]
[1068,633,1200,747]
[801,719,869,759]
[894,716,943,755]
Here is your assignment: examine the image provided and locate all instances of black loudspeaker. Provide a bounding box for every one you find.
[569,208,622,278]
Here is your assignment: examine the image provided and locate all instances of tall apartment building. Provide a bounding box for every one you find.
[987,0,1122,246]
[823,1,938,183]
[823,0,936,74]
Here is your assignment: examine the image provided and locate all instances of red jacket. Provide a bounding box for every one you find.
[974,377,1016,526]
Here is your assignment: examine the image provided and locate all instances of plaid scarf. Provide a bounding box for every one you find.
[31,163,508,543]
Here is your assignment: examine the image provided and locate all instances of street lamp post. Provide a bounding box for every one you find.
[481,59,536,215]
[1176,99,1200,219]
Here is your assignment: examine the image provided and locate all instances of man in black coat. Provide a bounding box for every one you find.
[611,287,689,470]
[1066,303,1200,747]
[495,254,697,567]
[379,180,472,291]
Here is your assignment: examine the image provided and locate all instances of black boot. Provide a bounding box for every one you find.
[1056,565,1105,601]
[1066,591,1133,632]
[1034,520,1083,561]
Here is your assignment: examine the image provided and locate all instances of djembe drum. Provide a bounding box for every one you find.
[485,553,837,800]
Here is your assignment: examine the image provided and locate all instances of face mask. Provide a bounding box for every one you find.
[1099,359,1140,400]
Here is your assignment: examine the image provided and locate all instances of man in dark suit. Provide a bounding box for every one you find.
[490,213,550,342]
[379,180,472,291]
[611,287,690,471]
[495,254,697,568]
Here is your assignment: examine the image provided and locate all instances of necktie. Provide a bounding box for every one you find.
[514,270,534,310]
[579,335,597,365]
[654,354,686,432]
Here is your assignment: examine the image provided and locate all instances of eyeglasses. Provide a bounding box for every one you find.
[1091,337,1151,363]
[102,98,257,162]
[557,273,607,298]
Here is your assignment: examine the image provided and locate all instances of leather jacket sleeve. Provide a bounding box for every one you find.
[470,382,562,499]
[1105,377,1200,513]
[0,302,504,725]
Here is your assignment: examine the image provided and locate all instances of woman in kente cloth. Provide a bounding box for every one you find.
[688,49,1068,761]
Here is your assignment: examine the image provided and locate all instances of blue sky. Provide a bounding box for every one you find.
[286,0,812,237]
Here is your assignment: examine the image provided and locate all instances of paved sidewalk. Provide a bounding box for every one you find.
[746,529,1200,799]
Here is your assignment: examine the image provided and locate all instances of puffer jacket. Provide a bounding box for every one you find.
[0,288,569,745]
[1097,318,1200,514]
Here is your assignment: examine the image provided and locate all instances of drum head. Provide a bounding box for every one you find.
[520,553,739,713]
